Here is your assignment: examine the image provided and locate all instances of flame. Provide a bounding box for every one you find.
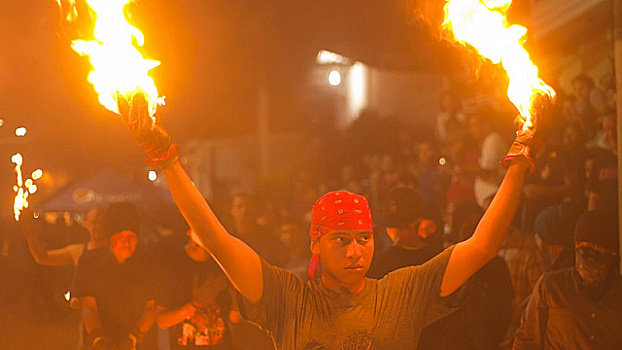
[441,0,555,128]
[62,0,163,119]
[12,153,28,221]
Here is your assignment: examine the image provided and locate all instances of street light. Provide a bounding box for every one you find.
[15,127,27,137]
[328,70,342,86]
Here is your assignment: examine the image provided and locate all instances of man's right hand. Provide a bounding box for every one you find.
[117,92,175,166]
[502,93,559,173]
[19,208,39,239]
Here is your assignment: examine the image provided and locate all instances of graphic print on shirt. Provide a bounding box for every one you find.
[304,330,373,350]
[178,305,227,346]
[177,273,229,347]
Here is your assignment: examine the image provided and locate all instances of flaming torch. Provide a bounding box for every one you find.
[60,0,164,119]
[440,0,555,128]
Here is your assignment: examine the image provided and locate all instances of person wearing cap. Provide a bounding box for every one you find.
[20,207,107,350]
[117,92,556,348]
[513,210,622,349]
[366,186,441,279]
[71,202,157,350]
[155,229,242,350]
[533,202,582,271]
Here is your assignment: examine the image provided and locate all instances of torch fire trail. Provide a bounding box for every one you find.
[59,0,164,118]
[439,0,555,127]
[12,153,28,221]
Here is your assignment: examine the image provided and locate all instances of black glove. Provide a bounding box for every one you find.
[501,93,559,173]
[117,92,178,168]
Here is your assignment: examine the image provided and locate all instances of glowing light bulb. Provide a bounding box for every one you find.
[328,70,341,86]
[15,127,27,137]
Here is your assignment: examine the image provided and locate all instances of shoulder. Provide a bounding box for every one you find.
[541,267,574,282]
[261,258,306,294]
[536,267,575,293]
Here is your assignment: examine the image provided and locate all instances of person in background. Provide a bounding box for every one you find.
[513,210,622,349]
[72,202,158,349]
[587,113,618,214]
[420,201,514,350]
[367,186,440,279]
[497,211,548,348]
[156,229,240,350]
[22,207,106,267]
[21,207,107,349]
[469,111,510,208]
[226,193,288,268]
[435,90,466,145]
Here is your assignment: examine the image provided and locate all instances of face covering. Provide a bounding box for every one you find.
[576,247,615,283]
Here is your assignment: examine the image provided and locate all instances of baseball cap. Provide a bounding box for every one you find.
[574,210,619,254]
[103,202,140,238]
[534,202,582,248]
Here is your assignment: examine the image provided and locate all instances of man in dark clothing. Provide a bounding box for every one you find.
[156,229,238,350]
[72,202,157,350]
[367,187,441,279]
[513,210,622,349]
[420,201,514,350]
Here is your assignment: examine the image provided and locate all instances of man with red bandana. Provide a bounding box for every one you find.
[118,93,557,349]
[72,202,157,350]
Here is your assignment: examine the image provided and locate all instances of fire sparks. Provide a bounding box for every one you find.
[12,153,28,221]
[11,154,41,221]
[441,0,555,128]
[61,0,164,119]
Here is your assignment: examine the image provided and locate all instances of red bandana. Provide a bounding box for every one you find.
[308,190,372,279]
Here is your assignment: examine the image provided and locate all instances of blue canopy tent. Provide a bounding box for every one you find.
[40,168,174,215]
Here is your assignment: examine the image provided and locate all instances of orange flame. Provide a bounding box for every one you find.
[12,153,28,221]
[442,0,554,128]
[62,0,163,119]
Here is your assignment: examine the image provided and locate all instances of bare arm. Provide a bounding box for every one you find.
[118,93,264,303]
[24,231,81,266]
[162,162,264,302]
[156,303,195,329]
[441,162,527,296]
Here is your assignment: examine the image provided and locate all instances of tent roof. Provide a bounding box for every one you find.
[40,168,173,213]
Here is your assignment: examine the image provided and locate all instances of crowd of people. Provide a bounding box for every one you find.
[1,71,620,349]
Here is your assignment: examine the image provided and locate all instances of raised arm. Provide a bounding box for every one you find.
[441,94,558,296]
[21,211,81,266]
[118,94,263,302]
[27,241,82,266]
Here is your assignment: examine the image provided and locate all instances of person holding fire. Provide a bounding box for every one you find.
[117,92,557,349]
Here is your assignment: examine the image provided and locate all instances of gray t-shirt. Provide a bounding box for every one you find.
[237,246,467,349]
